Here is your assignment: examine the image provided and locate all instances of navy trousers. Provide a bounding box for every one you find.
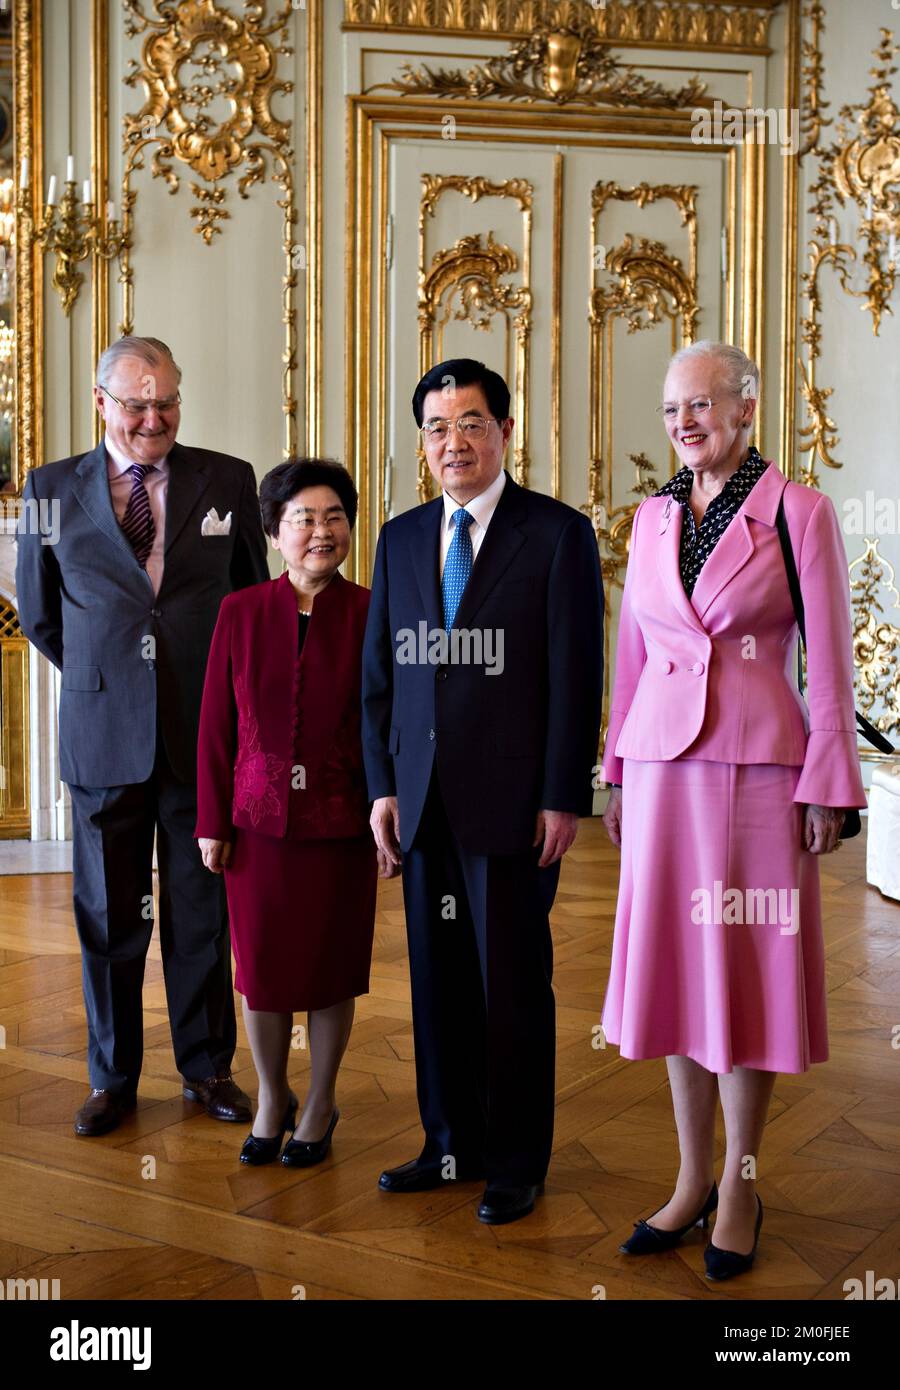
[67,732,234,1095]
[400,770,560,1186]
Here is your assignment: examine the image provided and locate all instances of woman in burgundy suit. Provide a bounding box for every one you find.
[196,460,393,1167]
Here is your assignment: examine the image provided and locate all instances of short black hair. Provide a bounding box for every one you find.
[258,458,358,538]
[412,358,511,427]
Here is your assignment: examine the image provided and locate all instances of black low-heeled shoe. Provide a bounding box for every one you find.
[620,1182,718,1254]
[704,1195,763,1280]
[239,1092,299,1166]
[281,1107,339,1168]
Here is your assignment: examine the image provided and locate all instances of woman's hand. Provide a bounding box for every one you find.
[803,804,844,855]
[198,838,233,873]
[602,787,623,848]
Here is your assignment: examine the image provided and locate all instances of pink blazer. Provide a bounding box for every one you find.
[600,462,867,809]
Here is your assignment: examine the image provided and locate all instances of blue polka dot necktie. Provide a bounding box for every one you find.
[120,463,157,568]
[442,507,473,630]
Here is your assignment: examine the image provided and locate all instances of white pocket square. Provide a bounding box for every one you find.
[201,508,232,536]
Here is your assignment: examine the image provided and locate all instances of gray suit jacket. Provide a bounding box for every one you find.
[15,439,269,787]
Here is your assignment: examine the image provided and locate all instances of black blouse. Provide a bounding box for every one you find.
[654,445,768,596]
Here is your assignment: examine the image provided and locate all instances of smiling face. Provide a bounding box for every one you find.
[662,356,756,475]
[420,383,514,505]
[271,485,351,583]
[94,354,181,465]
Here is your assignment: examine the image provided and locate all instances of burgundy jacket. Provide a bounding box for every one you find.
[195,570,372,841]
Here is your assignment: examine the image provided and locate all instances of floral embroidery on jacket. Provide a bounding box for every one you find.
[233,676,284,825]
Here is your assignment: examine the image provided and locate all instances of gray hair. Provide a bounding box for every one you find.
[96,335,182,389]
[666,340,760,403]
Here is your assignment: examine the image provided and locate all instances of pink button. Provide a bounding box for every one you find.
[661,659,673,674]
[692,661,705,676]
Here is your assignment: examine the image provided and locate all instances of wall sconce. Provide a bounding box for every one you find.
[17,155,130,316]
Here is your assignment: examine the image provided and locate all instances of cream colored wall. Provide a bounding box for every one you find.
[794,2,900,788]
[4,0,898,838]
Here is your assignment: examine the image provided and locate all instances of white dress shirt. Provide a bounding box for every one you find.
[104,433,171,596]
[439,468,507,578]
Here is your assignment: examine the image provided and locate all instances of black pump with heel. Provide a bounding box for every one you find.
[705,1194,763,1279]
[620,1182,718,1254]
[239,1091,299,1166]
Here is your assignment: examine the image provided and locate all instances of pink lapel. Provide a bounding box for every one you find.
[654,498,710,638]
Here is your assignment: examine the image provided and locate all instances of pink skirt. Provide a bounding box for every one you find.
[601,759,827,1074]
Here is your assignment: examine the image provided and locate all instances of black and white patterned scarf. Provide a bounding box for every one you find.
[655,445,769,596]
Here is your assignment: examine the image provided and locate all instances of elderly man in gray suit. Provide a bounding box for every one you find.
[15,335,269,1135]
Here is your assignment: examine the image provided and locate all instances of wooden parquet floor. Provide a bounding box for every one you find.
[0,819,898,1302]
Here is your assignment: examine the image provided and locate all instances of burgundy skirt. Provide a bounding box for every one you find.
[223,829,377,1011]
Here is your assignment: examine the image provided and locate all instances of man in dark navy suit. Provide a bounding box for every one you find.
[363,358,604,1224]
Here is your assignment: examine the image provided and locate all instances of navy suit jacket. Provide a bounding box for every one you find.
[15,439,268,787]
[361,470,604,855]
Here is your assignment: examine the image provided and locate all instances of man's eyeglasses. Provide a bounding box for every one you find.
[420,416,499,443]
[99,385,181,417]
[657,393,742,419]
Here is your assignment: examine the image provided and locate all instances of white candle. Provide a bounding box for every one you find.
[866,192,873,221]
[890,232,897,265]
[82,180,91,206]
[66,155,75,184]
[829,217,837,247]
[47,174,58,206]
[19,156,29,189]
[106,200,115,222]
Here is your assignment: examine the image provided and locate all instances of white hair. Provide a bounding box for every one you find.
[96,335,182,389]
[666,340,760,403]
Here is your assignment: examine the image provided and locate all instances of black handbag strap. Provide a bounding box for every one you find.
[775,495,894,756]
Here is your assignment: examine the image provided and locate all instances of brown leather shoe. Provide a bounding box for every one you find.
[74,1088,137,1137]
[182,1071,252,1122]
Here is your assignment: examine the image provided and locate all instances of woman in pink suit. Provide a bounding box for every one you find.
[601,341,866,1280]
[196,460,394,1168]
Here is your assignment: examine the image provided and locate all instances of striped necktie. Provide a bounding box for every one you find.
[120,463,156,567]
[442,507,474,630]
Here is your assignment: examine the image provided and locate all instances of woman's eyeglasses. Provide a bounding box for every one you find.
[658,391,745,419]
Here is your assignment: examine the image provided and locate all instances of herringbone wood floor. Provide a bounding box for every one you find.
[0,819,898,1301]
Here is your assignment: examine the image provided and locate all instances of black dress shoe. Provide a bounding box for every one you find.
[705,1195,764,1280]
[476,1182,544,1225]
[239,1092,299,1166]
[182,1071,252,1122]
[74,1088,137,1137]
[378,1157,485,1193]
[281,1108,340,1168]
[620,1182,719,1254]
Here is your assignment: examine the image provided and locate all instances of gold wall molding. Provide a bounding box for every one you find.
[12,0,42,487]
[797,0,828,159]
[0,601,30,838]
[417,174,532,500]
[305,0,323,454]
[92,0,111,447]
[587,179,699,587]
[377,21,709,108]
[343,1,780,55]
[797,20,900,487]
[120,0,299,454]
[349,106,758,585]
[850,538,900,742]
